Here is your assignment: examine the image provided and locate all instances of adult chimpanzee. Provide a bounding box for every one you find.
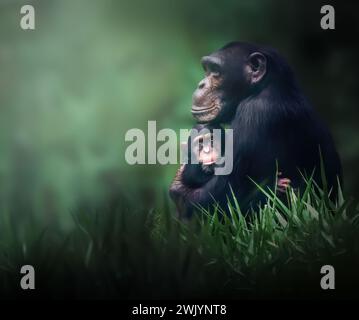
[170,42,342,219]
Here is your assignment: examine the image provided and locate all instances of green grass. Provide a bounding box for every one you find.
[0,178,358,299]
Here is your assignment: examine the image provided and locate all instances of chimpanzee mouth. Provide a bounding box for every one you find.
[191,105,216,114]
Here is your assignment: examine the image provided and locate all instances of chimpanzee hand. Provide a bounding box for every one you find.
[277,172,291,193]
[192,132,221,173]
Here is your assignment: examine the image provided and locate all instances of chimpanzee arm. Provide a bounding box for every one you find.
[182,162,214,188]
[169,164,232,219]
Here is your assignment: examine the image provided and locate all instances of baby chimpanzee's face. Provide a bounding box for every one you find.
[193,132,222,165]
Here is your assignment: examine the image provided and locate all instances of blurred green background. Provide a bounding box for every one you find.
[0,0,358,229]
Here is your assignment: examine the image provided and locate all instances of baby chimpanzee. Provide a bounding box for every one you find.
[182,124,225,188]
[181,124,291,193]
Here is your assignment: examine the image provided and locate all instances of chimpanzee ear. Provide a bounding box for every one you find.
[247,52,267,85]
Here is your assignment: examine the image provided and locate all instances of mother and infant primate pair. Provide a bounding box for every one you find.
[169,41,342,219]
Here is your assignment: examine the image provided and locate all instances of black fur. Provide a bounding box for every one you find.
[170,42,342,218]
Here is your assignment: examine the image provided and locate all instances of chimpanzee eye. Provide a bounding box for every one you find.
[202,66,210,77]
[210,65,221,77]
[212,70,221,77]
[203,62,221,77]
[198,137,204,147]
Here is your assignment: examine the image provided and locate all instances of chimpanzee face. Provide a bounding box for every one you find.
[191,43,267,123]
